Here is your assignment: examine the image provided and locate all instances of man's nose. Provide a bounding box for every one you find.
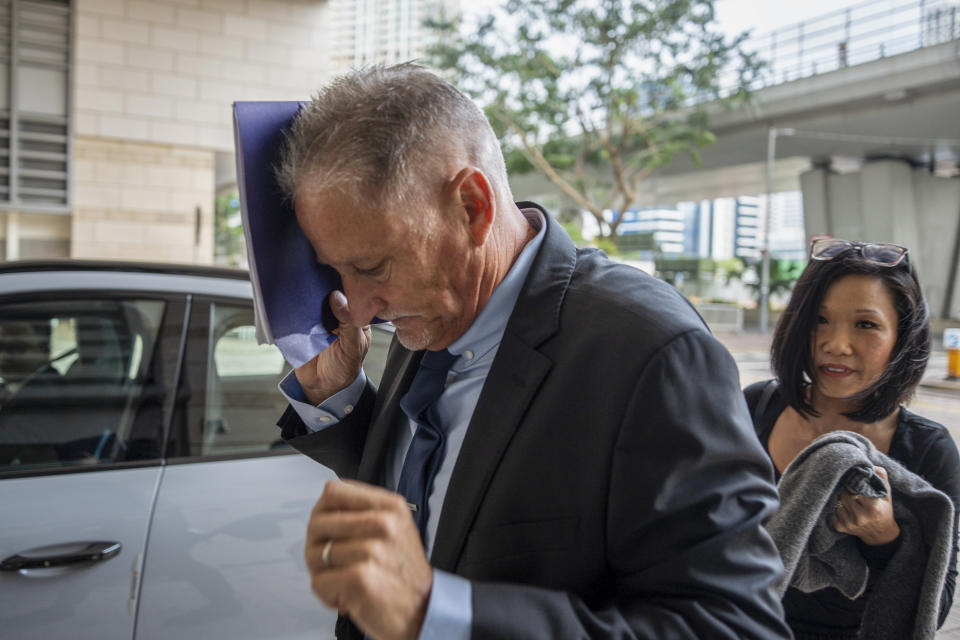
[341,277,386,326]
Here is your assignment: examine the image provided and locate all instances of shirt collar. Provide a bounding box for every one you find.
[447,207,546,370]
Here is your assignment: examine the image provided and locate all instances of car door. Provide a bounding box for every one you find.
[136,296,392,640]
[0,293,185,640]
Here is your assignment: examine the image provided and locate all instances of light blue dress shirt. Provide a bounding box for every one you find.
[280,209,546,639]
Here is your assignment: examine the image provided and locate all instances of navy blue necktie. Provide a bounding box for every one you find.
[397,349,457,539]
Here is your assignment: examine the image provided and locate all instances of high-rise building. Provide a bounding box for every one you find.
[608,191,806,262]
[767,190,806,260]
[614,207,686,254]
[733,196,761,260]
[328,0,459,69]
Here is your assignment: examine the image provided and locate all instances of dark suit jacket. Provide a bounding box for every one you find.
[279,204,790,639]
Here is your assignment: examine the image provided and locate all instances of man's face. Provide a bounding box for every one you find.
[295,185,479,351]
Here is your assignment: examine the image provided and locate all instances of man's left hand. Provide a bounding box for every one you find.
[305,480,433,640]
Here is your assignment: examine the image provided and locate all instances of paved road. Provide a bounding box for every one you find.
[715,331,960,637]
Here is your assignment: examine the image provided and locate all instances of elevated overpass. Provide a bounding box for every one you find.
[649,38,960,203]
[647,27,960,317]
[567,0,960,318]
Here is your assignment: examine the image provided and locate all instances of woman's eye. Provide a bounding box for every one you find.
[857,320,878,329]
[816,315,827,324]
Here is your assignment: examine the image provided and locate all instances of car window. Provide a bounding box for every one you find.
[201,304,293,456]
[174,300,394,460]
[0,298,166,472]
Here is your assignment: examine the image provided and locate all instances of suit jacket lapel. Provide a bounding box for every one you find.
[430,206,578,571]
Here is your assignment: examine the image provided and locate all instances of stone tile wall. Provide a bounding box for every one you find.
[72,137,214,263]
[69,0,334,263]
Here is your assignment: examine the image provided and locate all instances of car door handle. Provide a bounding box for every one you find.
[1,541,122,571]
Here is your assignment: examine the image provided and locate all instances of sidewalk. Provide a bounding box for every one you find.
[712,330,771,360]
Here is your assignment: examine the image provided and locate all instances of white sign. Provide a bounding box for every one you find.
[944,328,960,350]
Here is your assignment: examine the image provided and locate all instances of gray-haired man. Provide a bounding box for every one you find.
[277,63,789,640]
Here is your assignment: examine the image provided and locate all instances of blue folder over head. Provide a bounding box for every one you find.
[233,101,350,368]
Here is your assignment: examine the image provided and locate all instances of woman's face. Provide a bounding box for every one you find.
[810,274,899,403]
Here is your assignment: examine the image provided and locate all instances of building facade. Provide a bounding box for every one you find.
[0,0,455,264]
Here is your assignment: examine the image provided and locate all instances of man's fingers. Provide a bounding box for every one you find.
[309,562,381,617]
[309,565,353,611]
[306,508,414,547]
[312,479,411,515]
[306,537,389,574]
[326,292,370,361]
[329,290,353,326]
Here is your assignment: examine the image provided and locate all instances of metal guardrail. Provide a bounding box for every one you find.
[720,0,960,93]
[696,303,744,333]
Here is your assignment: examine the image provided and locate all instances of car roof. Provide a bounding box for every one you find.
[0,259,253,298]
[0,259,249,280]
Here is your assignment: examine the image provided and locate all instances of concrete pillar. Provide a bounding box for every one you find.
[801,158,960,319]
[800,167,831,236]
[915,171,960,319]
[5,211,19,261]
[827,173,863,241]
[859,159,922,273]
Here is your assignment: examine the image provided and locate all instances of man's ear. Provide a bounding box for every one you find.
[452,168,494,246]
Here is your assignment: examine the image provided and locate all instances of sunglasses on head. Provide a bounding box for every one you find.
[809,238,909,269]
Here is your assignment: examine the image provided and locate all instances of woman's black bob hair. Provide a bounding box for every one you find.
[770,245,930,423]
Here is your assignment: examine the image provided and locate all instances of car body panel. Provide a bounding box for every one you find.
[135,456,337,640]
[0,467,162,640]
[0,270,251,299]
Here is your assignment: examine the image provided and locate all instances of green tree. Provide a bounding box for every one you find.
[735,258,804,307]
[214,191,245,266]
[427,0,762,241]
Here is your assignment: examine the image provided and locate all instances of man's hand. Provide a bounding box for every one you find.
[833,466,901,546]
[295,291,372,405]
[305,480,433,640]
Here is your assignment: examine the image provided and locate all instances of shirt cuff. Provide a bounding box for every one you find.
[418,570,471,640]
[277,369,367,432]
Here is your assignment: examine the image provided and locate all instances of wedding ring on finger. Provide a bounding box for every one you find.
[321,539,333,569]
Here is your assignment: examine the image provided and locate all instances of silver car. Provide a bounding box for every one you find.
[0,260,392,639]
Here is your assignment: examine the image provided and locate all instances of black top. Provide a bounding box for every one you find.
[745,379,960,639]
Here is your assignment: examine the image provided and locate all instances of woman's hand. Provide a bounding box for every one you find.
[833,466,901,546]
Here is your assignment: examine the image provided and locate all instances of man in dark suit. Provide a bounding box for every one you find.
[276,63,790,640]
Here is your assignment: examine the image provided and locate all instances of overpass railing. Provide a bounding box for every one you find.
[723,0,960,93]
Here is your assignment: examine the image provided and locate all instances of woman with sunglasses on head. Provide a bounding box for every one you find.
[745,238,960,639]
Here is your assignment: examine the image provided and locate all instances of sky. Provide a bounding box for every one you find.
[464,0,870,39]
[713,0,865,38]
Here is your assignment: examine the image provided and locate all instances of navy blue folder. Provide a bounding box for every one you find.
[233,101,343,368]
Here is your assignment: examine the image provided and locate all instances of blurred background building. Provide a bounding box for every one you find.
[0,0,457,264]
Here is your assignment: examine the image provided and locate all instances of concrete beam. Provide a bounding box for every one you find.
[657,40,960,178]
[799,159,960,319]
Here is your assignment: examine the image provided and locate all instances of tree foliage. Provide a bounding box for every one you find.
[214,191,245,266]
[427,0,762,239]
[726,257,805,306]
